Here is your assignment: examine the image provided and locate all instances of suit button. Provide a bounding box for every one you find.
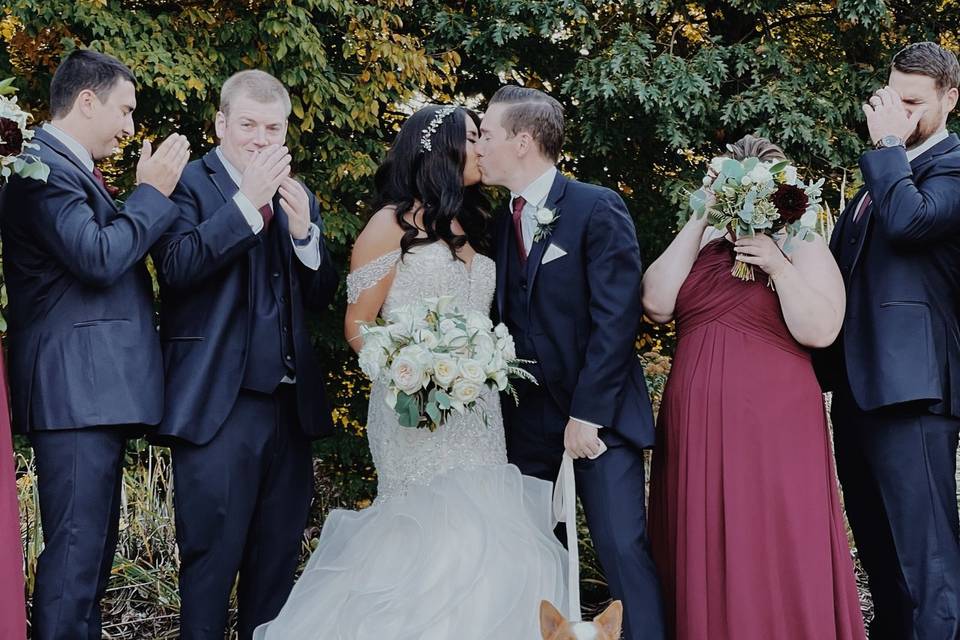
[285,355,293,361]
[280,295,288,303]
[272,272,281,278]
[849,236,857,244]
[520,283,527,291]
[282,325,289,334]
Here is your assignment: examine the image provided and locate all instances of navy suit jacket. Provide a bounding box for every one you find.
[151,150,338,445]
[0,127,178,433]
[815,133,960,416]
[495,173,655,449]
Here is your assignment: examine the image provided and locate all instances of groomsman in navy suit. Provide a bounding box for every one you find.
[0,50,189,639]
[151,70,337,639]
[816,42,960,639]
[476,85,665,640]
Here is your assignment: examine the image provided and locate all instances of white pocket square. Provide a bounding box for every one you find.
[542,243,567,264]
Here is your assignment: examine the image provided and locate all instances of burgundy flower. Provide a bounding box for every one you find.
[0,117,24,156]
[771,183,809,223]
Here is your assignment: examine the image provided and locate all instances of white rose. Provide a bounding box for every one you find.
[497,334,517,361]
[494,323,510,339]
[414,328,439,350]
[357,345,386,381]
[439,318,457,334]
[709,157,725,173]
[390,353,426,394]
[471,331,496,359]
[458,358,486,384]
[442,327,469,349]
[452,379,482,405]
[433,356,459,388]
[747,164,773,185]
[535,207,556,225]
[466,312,494,333]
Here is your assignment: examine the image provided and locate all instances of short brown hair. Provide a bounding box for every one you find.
[725,134,786,163]
[488,85,564,160]
[892,42,960,94]
[219,69,291,117]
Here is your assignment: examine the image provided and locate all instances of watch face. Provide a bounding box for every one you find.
[881,135,903,148]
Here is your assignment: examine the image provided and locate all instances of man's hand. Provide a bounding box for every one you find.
[279,177,311,240]
[564,419,602,459]
[239,145,292,209]
[862,86,927,145]
[135,134,190,197]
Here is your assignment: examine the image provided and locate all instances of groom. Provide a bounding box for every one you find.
[816,42,960,639]
[477,85,664,640]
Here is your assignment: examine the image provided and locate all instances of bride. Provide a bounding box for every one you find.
[253,104,567,639]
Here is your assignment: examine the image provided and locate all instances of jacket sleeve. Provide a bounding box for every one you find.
[151,178,260,290]
[861,147,960,244]
[569,191,645,428]
[30,169,178,288]
[295,192,338,311]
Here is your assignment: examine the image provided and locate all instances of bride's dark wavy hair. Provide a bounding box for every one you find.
[371,104,491,258]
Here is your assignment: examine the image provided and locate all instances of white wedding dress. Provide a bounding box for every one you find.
[253,241,567,640]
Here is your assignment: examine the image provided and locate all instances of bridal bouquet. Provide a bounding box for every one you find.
[688,155,824,283]
[357,296,535,431]
[0,78,49,183]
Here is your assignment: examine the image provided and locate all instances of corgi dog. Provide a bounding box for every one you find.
[540,600,623,640]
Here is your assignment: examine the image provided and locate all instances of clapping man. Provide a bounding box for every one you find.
[0,49,189,640]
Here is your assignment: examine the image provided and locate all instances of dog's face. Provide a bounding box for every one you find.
[540,600,623,640]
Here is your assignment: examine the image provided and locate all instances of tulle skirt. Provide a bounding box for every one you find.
[254,464,568,640]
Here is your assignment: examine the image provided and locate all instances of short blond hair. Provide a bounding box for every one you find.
[219,69,291,117]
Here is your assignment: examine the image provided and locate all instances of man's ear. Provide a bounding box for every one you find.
[516,131,535,157]
[214,111,227,140]
[945,87,959,113]
[74,88,98,119]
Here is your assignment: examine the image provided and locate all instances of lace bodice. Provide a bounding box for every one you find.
[349,242,506,501]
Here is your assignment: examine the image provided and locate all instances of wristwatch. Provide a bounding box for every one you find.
[875,134,905,150]
[293,227,314,247]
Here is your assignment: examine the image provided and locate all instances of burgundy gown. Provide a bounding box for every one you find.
[0,349,26,640]
[649,240,865,640]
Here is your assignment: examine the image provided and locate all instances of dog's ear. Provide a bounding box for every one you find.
[594,600,623,639]
[540,600,568,639]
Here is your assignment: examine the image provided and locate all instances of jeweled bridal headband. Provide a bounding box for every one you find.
[419,105,458,152]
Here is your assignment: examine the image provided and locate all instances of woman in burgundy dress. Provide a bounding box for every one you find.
[643,135,865,640]
[0,347,26,640]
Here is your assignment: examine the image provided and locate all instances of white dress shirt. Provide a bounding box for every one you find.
[510,166,605,433]
[215,147,322,270]
[509,166,557,254]
[43,123,94,172]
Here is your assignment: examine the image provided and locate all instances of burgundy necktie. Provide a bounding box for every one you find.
[511,196,527,264]
[852,193,872,223]
[92,167,119,198]
[259,204,273,230]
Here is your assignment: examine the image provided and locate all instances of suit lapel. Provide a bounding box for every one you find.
[202,150,240,204]
[526,172,568,308]
[34,128,118,211]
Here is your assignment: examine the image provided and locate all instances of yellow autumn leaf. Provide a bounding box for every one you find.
[185,77,205,93]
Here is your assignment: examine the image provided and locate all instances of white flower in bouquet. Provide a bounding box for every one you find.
[0,79,49,183]
[433,355,459,388]
[458,358,487,385]
[451,379,483,407]
[390,350,427,394]
[441,326,469,350]
[466,312,494,333]
[746,164,773,185]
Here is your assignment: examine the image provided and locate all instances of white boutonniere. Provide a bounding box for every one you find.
[532,207,559,243]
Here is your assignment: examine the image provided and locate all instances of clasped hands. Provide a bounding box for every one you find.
[239,145,312,240]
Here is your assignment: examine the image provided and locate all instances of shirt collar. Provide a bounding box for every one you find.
[907,128,950,162]
[215,146,244,187]
[511,166,558,213]
[43,123,94,172]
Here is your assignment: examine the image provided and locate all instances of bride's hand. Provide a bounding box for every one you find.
[734,234,790,278]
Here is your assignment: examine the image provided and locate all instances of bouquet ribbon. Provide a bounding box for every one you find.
[552,452,582,622]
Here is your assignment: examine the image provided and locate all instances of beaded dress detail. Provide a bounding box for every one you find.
[255,241,567,640]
